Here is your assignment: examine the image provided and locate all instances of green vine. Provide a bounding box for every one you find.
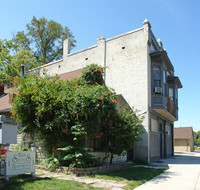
[11,64,143,167]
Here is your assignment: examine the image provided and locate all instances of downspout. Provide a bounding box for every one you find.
[164,120,166,158]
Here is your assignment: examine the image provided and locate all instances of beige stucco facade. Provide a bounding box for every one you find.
[174,139,194,152]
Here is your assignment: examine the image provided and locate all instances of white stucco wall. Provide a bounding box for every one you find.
[105,25,150,162]
[30,21,156,163]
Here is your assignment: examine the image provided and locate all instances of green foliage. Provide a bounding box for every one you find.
[194,131,200,147]
[26,16,76,64]
[68,84,117,138]
[0,16,76,86]
[12,64,143,167]
[57,145,102,168]
[89,167,165,190]
[104,107,144,164]
[80,64,104,85]
[45,157,61,171]
[11,73,73,155]
[2,177,102,190]
[0,39,38,86]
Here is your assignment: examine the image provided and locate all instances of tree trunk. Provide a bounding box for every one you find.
[110,153,113,165]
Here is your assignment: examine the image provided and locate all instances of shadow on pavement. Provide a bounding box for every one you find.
[147,170,182,184]
[151,151,200,167]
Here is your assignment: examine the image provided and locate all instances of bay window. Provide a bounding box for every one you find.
[153,65,161,88]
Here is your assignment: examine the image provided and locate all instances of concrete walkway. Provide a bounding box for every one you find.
[134,151,200,190]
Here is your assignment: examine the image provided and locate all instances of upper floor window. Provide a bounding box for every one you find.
[169,86,178,105]
[175,87,178,105]
[153,65,161,88]
[163,69,166,96]
[169,87,174,101]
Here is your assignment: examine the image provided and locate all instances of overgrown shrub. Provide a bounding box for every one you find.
[11,64,143,167]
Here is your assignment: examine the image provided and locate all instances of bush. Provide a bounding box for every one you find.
[11,64,143,167]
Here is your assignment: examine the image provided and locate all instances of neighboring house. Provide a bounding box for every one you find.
[0,84,14,124]
[1,19,182,164]
[174,127,194,152]
[0,84,21,150]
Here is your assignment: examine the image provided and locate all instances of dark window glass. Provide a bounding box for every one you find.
[169,87,174,101]
[163,69,166,96]
[153,80,161,88]
[153,66,161,80]
[153,66,161,88]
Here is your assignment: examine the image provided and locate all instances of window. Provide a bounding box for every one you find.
[153,66,161,88]
[163,69,166,96]
[175,87,178,105]
[166,124,170,135]
[151,118,158,132]
[169,87,174,102]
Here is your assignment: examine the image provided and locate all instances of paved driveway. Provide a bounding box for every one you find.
[134,151,200,190]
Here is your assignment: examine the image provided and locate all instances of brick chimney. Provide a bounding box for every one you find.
[0,83,4,96]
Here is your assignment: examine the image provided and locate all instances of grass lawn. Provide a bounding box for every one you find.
[1,175,102,190]
[0,167,165,190]
[88,167,166,190]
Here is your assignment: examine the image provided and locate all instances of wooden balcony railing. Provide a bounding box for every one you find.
[167,97,177,118]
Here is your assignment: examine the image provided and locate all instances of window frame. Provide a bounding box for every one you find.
[153,65,161,90]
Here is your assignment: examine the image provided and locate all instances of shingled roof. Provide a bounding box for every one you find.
[174,127,193,140]
[59,68,83,81]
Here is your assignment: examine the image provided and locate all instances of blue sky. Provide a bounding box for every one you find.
[1,0,200,131]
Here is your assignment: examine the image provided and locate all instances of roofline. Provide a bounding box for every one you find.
[150,50,174,71]
[116,94,131,110]
[175,127,193,129]
[29,27,144,72]
[106,27,144,42]
[167,76,183,88]
[174,138,191,140]
[29,59,63,73]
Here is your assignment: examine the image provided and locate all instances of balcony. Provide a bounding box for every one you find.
[167,97,177,119]
[152,95,177,122]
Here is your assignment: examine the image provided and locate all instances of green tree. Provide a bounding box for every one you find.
[0,39,38,86]
[0,16,76,86]
[25,16,76,64]
[194,131,200,147]
[10,73,73,155]
[105,107,144,164]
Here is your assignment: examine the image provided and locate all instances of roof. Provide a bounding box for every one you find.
[150,50,174,71]
[59,68,83,81]
[167,76,183,89]
[0,88,12,113]
[174,127,193,140]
